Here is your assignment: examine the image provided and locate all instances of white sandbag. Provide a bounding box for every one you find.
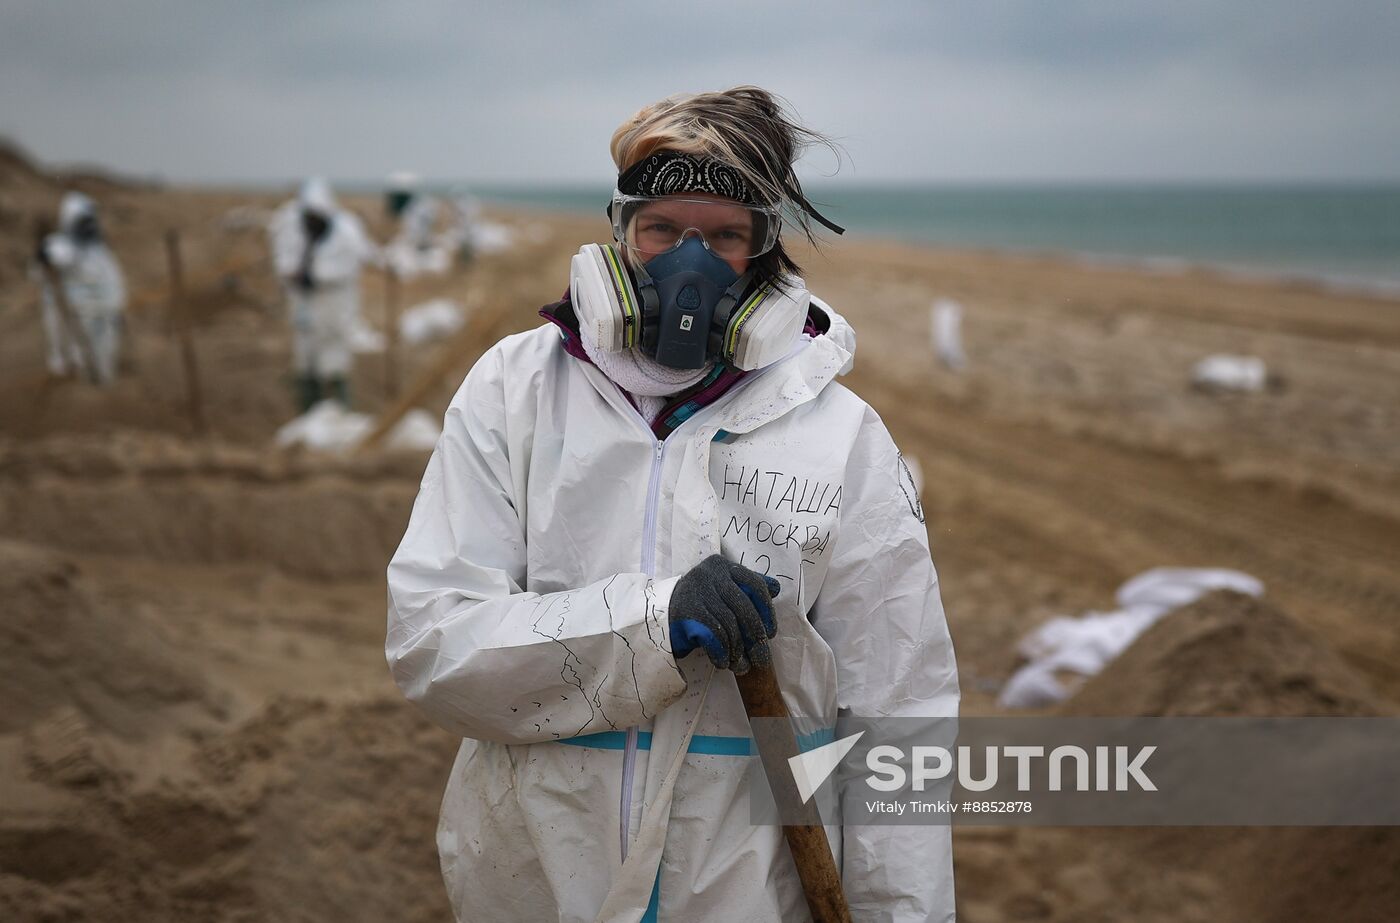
[998,567,1263,709]
[274,400,373,452]
[1116,567,1263,612]
[399,298,466,345]
[468,221,514,254]
[275,402,442,454]
[1192,354,1267,392]
[385,408,443,451]
[349,319,386,354]
[385,240,452,279]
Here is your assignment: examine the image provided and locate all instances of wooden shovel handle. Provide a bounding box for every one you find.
[736,663,853,923]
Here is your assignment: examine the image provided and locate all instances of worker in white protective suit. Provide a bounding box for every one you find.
[384,170,443,277]
[387,86,959,922]
[268,178,377,410]
[386,171,440,245]
[34,192,127,384]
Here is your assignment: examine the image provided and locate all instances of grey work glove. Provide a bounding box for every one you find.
[669,554,781,675]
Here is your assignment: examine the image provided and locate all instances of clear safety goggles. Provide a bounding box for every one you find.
[611,192,781,261]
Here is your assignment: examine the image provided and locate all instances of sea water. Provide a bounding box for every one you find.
[469,183,1400,296]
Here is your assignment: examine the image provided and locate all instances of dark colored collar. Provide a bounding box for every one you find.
[538,292,592,364]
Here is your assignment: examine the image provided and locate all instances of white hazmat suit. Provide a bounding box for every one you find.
[268,179,377,404]
[37,193,126,383]
[387,300,959,922]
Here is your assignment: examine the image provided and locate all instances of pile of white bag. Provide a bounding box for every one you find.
[274,401,441,454]
[998,568,1264,709]
[1191,354,1268,392]
[465,220,513,254]
[399,298,467,345]
[386,240,453,279]
[349,318,386,354]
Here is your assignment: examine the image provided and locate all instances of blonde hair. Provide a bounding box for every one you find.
[610,86,838,278]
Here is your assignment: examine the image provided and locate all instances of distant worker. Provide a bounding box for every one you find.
[34,192,127,384]
[384,171,417,220]
[385,171,444,277]
[268,178,377,410]
[386,171,440,248]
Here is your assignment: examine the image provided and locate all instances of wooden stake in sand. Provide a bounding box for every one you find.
[128,253,269,315]
[164,229,208,436]
[384,267,402,400]
[355,293,502,454]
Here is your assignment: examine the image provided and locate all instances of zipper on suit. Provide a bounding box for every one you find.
[622,436,665,862]
[608,354,796,863]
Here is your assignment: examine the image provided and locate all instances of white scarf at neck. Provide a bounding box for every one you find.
[580,322,712,410]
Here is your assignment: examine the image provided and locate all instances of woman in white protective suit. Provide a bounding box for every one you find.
[35,192,127,384]
[268,178,377,410]
[387,86,959,922]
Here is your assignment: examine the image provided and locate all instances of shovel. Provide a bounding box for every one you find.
[736,662,853,923]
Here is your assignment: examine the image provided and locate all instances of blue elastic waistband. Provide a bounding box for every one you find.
[556,727,835,756]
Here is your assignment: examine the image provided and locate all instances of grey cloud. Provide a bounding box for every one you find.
[0,1,1396,183]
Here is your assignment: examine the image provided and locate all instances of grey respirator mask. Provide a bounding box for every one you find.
[569,151,846,371]
[635,235,747,369]
[570,238,810,372]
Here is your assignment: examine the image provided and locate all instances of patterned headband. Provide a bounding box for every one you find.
[616,152,761,205]
[614,150,845,235]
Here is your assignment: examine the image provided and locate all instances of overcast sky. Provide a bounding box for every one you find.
[2,0,1398,186]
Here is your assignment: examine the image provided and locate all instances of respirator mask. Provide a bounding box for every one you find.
[570,153,817,371]
[70,213,102,245]
[301,209,331,243]
[59,193,103,246]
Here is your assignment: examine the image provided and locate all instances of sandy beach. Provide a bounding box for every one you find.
[3,154,1398,921]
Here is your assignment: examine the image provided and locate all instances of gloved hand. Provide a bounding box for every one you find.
[669,555,781,674]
